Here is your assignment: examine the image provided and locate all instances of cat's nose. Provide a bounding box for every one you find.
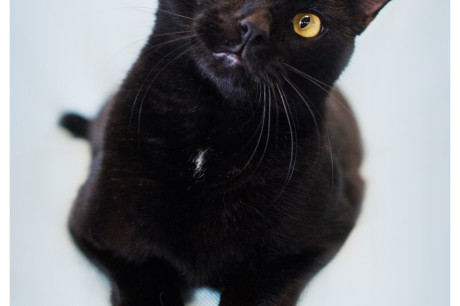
[239,19,270,47]
[216,9,271,55]
[238,8,271,49]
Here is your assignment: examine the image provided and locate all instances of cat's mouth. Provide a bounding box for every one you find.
[199,48,279,98]
[212,52,243,67]
[194,45,283,100]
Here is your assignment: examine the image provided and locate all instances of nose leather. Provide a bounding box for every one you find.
[239,19,269,47]
[218,8,272,55]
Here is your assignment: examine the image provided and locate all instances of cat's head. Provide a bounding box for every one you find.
[155,0,390,101]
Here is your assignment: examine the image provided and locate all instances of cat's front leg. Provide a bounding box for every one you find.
[219,251,328,306]
[71,230,184,306]
[107,258,185,306]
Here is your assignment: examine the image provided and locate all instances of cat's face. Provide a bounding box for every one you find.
[157,0,389,100]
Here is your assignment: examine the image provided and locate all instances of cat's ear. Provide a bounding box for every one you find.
[354,0,391,34]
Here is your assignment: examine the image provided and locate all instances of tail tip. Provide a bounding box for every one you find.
[59,113,89,139]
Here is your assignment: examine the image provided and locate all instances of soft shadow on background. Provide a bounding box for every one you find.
[11,0,450,305]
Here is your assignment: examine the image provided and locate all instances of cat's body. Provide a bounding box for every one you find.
[61,0,389,305]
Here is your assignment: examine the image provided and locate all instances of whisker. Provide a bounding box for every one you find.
[136,42,200,139]
[236,83,267,175]
[157,9,196,21]
[102,31,195,74]
[255,82,272,171]
[202,82,271,189]
[275,83,297,186]
[233,82,272,183]
[129,35,197,128]
[117,6,157,11]
[281,86,299,185]
[283,63,335,92]
[326,132,335,186]
[282,70,335,186]
[150,30,194,38]
[214,82,270,187]
[283,63,354,117]
[143,34,198,55]
[281,74,321,139]
[96,36,150,78]
[270,82,280,149]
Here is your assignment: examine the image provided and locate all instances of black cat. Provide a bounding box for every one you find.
[60,0,390,305]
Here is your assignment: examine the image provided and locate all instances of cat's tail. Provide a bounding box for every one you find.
[59,113,90,139]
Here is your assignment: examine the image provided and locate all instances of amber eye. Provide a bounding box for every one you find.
[293,13,322,38]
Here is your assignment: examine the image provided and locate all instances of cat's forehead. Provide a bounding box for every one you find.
[192,0,353,31]
[196,0,344,8]
[194,0,349,18]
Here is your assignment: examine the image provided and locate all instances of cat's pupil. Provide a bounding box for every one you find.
[300,16,311,28]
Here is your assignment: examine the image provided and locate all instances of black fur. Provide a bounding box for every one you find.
[59,113,89,139]
[62,0,390,305]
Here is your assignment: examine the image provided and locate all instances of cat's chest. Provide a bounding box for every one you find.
[188,147,246,185]
[191,148,211,182]
[95,132,331,281]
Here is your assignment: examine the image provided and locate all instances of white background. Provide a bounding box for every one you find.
[10,0,450,305]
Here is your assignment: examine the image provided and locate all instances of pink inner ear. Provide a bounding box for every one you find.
[361,0,390,17]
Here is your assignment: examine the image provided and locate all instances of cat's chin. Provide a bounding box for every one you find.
[194,52,271,102]
[208,73,254,103]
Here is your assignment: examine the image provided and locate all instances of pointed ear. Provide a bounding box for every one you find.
[354,0,391,34]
